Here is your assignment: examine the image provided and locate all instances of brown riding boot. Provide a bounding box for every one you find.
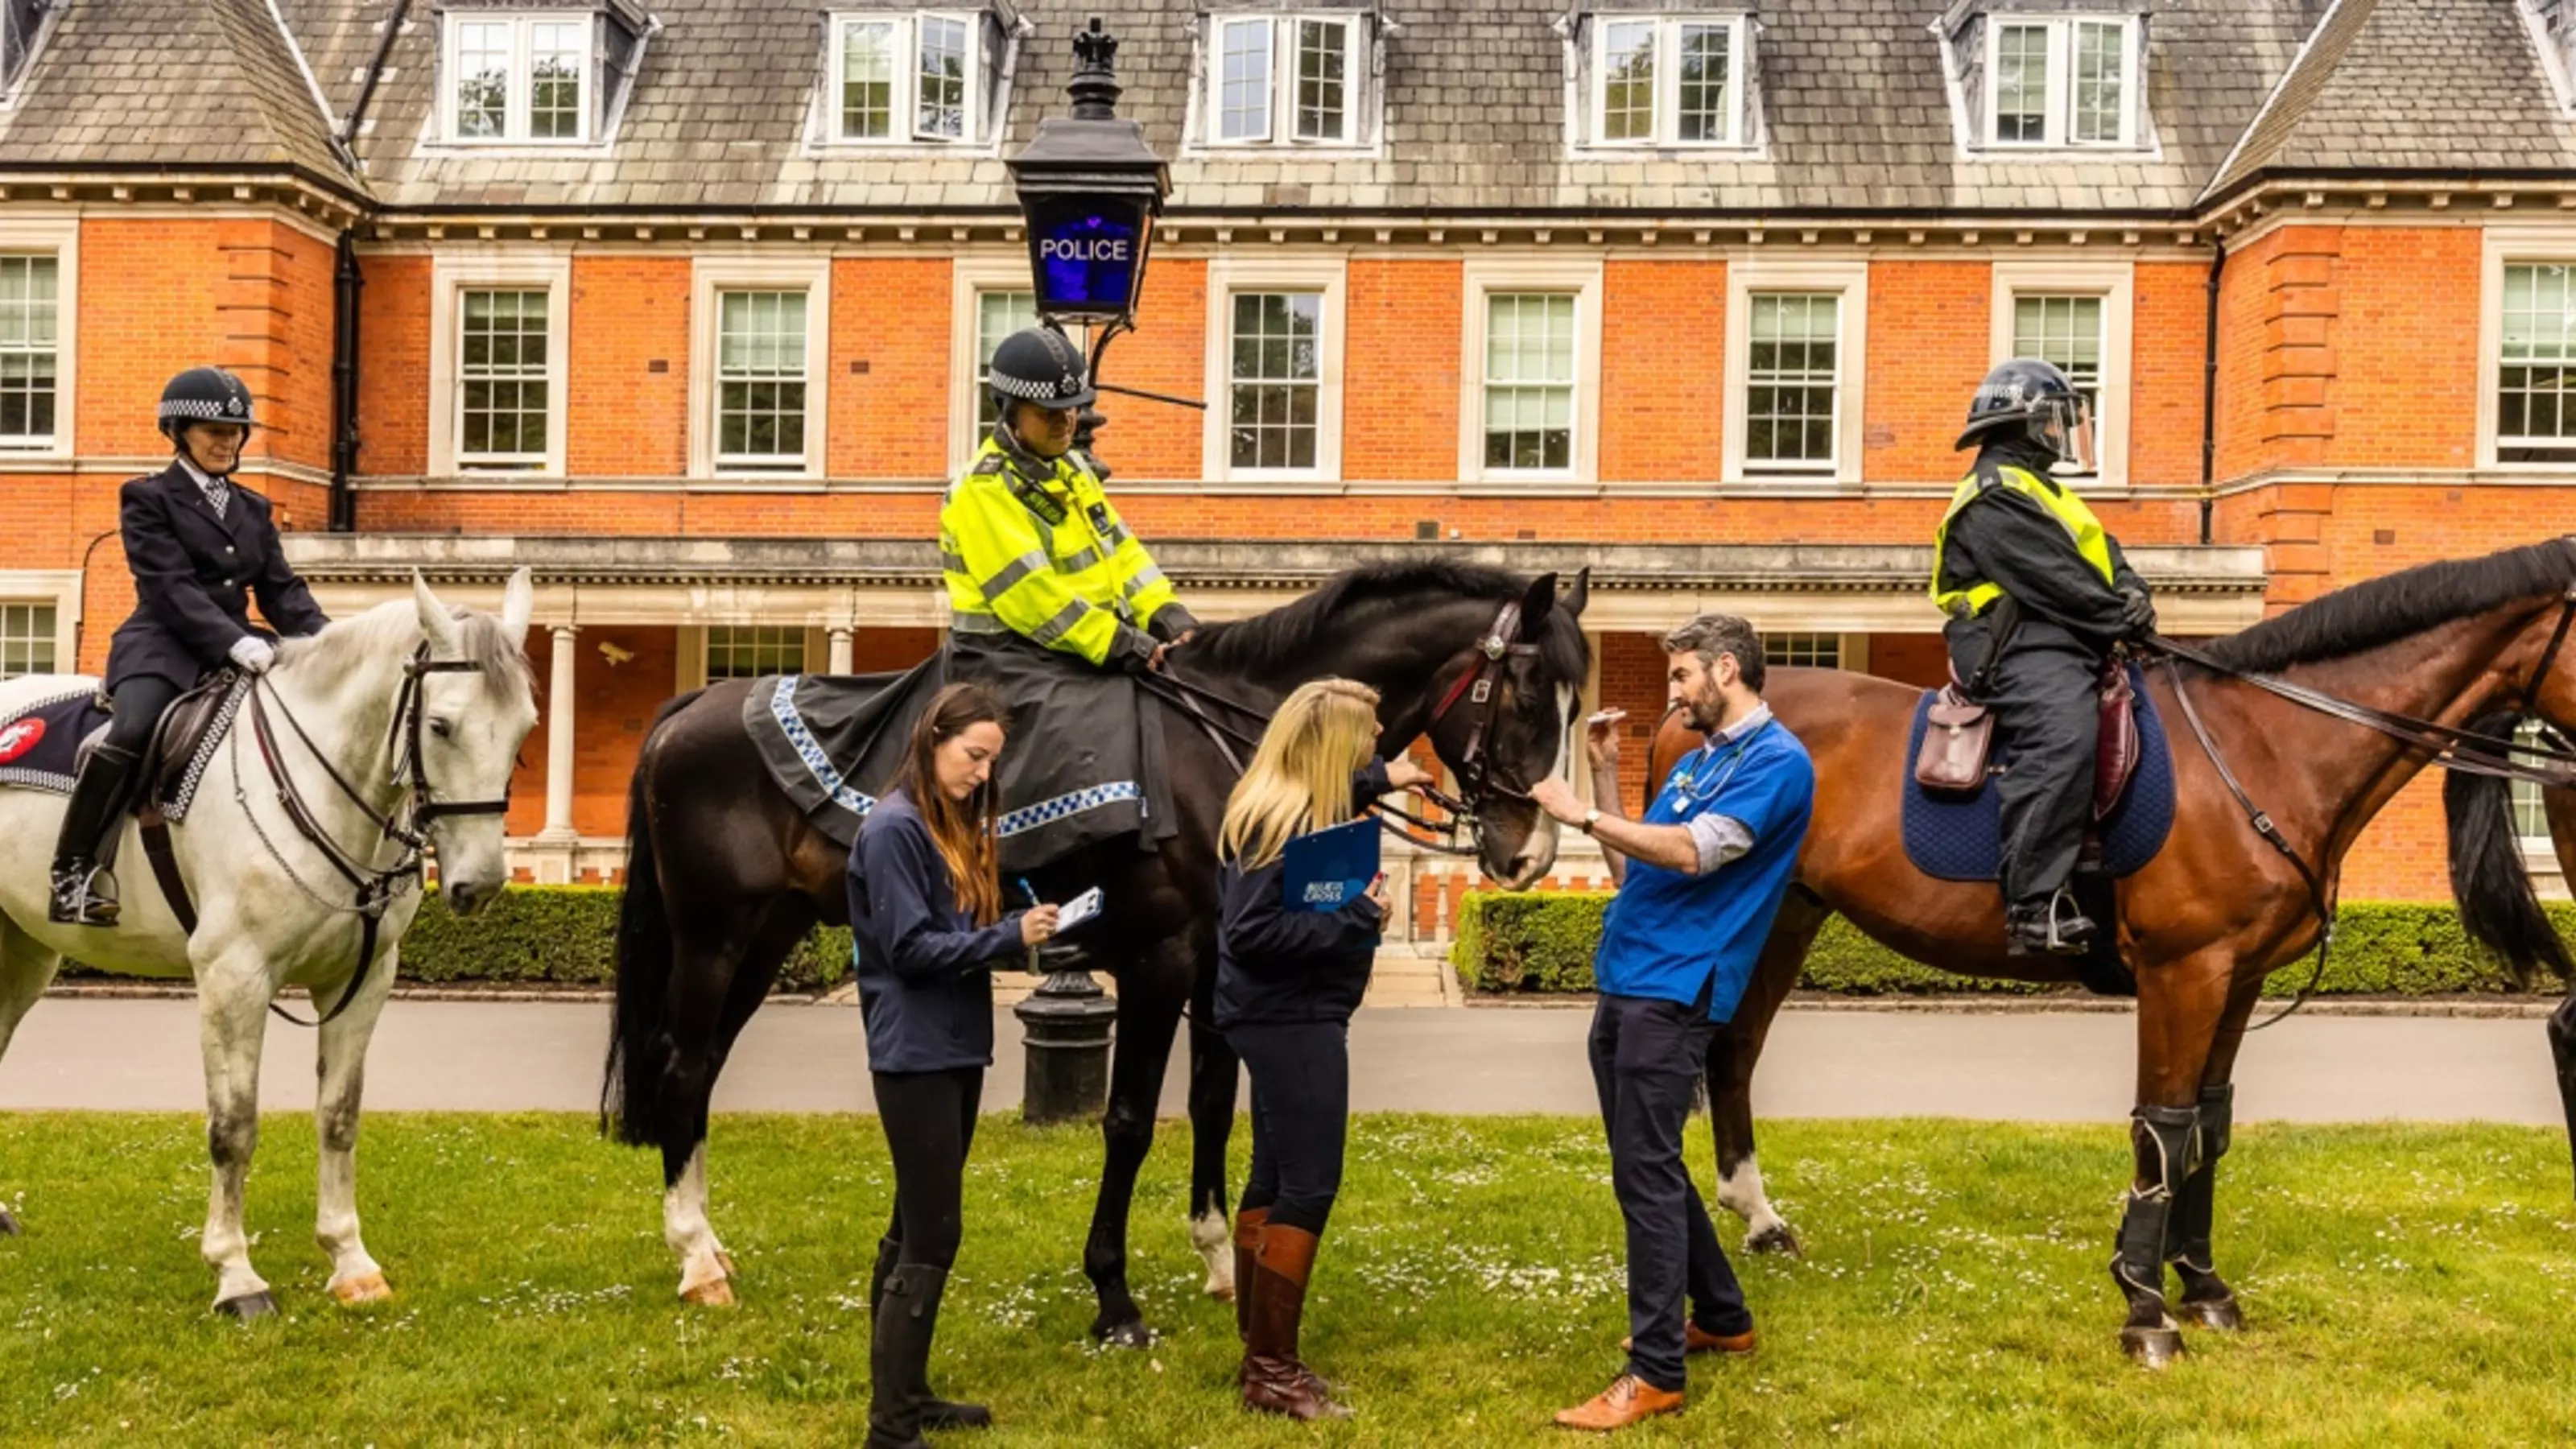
[1232,1207,1269,1344]
[1620,1323,1757,1357]
[1239,1224,1349,1422]
[1552,1373,1685,1433]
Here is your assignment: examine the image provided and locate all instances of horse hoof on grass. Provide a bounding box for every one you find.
[0,1208,20,1237]
[2120,1324,2184,1370]
[1207,1283,1236,1304]
[215,1290,278,1323]
[1745,1223,1802,1257]
[681,1276,737,1308]
[1093,1319,1158,1349]
[2182,1295,2242,1331]
[330,1273,393,1307]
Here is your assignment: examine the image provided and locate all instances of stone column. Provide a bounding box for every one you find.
[539,625,580,844]
[827,625,854,675]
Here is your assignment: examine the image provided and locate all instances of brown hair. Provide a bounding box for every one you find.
[889,683,1009,926]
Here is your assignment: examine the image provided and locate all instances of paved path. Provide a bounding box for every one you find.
[1,997,2567,1125]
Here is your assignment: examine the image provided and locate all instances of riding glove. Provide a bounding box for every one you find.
[228,635,276,674]
[2116,588,2157,642]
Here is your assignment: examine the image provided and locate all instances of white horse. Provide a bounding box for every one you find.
[0,570,537,1317]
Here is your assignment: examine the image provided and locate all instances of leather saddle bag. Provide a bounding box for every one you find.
[1915,683,1993,794]
[2093,660,2140,820]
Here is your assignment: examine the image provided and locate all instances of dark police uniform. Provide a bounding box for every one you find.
[106,459,327,696]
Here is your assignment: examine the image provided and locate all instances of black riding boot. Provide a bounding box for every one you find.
[869,1237,989,1431]
[869,1263,975,1449]
[49,743,142,927]
[2005,889,2094,957]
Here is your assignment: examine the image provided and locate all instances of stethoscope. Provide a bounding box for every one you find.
[1666,720,1771,805]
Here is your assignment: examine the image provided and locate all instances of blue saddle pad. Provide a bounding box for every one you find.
[1901,664,2177,883]
[0,685,110,795]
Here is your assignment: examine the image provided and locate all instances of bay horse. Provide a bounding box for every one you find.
[603,561,1590,1342]
[0,572,538,1315]
[2537,782,2576,1186]
[1646,539,2576,1366]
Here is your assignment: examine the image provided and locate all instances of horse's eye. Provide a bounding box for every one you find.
[428,718,454,740]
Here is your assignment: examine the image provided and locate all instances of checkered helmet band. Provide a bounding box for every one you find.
[158,367,256,428]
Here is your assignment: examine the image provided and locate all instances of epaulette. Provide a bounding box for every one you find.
[969,452,1007,477]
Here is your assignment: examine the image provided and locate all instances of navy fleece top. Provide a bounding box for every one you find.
[848,787,1029,1073]
[1212,762,1392,1029]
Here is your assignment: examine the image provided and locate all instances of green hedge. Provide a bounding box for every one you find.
[1451,890,2576,999]
[65,886,857,994]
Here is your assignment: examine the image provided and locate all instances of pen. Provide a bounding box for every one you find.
[1017,877,1040,907]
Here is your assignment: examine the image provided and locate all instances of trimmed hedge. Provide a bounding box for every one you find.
[1451,890,2576,999]
[66,886,857,994]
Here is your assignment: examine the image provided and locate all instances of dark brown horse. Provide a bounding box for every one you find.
[1648,539,2576,1366]
[602,561,1590,1343]
[2539,782,2576,1184]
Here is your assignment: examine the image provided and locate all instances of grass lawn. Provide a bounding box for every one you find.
[2,1113,2574,1446]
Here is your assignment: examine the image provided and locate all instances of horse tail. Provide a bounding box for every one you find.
[602,689,707,1146]
[2443,712,2574,990]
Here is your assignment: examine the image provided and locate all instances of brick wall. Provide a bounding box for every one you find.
[1600,259,1727,482]
[568,256,690,477]
[831,258,949,478]
[1346,258,1463,481]
[1864,260,1991,484]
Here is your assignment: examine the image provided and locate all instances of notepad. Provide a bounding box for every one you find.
[1281,818,1382,914]
[1055,885,1104,931]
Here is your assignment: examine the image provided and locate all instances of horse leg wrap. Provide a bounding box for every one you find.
[2111,1104,2199,1318]
[2165,1084,2231,1274]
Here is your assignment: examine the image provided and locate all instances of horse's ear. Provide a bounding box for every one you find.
[499,568,535,653]
[1517,572,1559,634]
[413,571,462,654]
[1563,567,1591,619]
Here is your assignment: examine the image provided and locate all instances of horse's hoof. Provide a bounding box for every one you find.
[1092,1319,1158,1349]
[1745,1223,1802,1257]
[214,1290,278,1322]
[2182,1294,2242,1331]
[681,1276,737,1308]
[2120,1324,2184,1369]
[330,1272,393,1307]
[1207,1282,1236,1304]
[715,1251,737,1278]
[0,1208,19,1237]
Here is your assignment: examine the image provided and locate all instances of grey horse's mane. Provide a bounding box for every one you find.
[275,598,534,694]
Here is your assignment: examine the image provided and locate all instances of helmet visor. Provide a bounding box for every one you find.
[2033,394,2097,473]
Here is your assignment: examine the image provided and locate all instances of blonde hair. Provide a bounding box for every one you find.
[1220,678,1385,870]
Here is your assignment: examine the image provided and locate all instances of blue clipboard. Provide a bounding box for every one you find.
[1281,818,1381,913]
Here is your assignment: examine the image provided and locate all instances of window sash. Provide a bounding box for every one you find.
[2069,19,2128,146]
[0,254,59,447]
[974,289,1038,432]
[0,602,56,679]
[1292,18,1350,142]
[2512,723,2553,841]
[2498,263,2576,455]
[1482,293,1578,474]
[1992,22,2052,146]
[1762,632,1840,670]
[914,14,971,141]
[1674,23,1733,144]
[2012,292,2106,472]
[839,19,898,139]
[1216,16,1274,142]
[448,14,589,145]
[1596,19,1657,144]
[1228,291,1323,473]
[715,291,811,467]
[704,625,809,681]
[1591,16,1740,147]
[831,12,978,145]
[456,288,553,469]
[1989,18,2134,148]
[1744,292,1840,472]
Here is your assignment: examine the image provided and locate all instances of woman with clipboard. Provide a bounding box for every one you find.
[847,684,1060,1449]
[1212,679,1433,1421]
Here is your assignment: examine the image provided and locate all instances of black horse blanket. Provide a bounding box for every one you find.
[745,635,1174,873]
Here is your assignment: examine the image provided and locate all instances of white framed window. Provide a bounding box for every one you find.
[428,254,571,477]
[0,217,74,458]
[1588,14,1748,148]
[1983,15,2137,149]
[2513,723,2556,845]
[1762,632,1841,670]
[704,625,810,679]
[2471,233,2576,470]
[0,601,56,677]
[442,11,592,146]
[1724,261,1868,485]
[1202,13,1365,147]
[0,571,78,678]
[688,257,832,480]
[1203,258,1347,483]
[828,11,983,146]
[1989,261,2134,489]
[947,256,1051,472]
[1458,262,1604,485]
[974,288,1037,435]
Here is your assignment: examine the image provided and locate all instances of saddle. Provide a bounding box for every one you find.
[73,672,248,819]
[1913,655,2140,821]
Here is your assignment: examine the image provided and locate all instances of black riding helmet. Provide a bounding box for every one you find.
[158,367,258,446]
[1956,357,2095,470]
[987,326,1096,417]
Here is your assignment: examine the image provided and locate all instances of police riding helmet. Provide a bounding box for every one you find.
[987,327,1096,418]
[157,367,258,447]
[1956,357,2095,470]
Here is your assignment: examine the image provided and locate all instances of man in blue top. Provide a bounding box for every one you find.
[1530,613,1814,1433]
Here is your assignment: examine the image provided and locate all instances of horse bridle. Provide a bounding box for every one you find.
[1419,598,1546,815]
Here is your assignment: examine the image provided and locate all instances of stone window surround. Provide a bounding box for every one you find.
[1723,258,1868,486]
[1979,12,2141,151]
[1457,258,1606,485]
[2478,226,2576,471]
[428,251,573,479]
[0,569,78,674]
[1202,255,1348,485]
[687,254,833,481]
[0,215,74,460]
[1988,258,2135,489]
[439,9,597,148]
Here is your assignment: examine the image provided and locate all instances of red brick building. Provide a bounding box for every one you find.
[0,0,2568,916]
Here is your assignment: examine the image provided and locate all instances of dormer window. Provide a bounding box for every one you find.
[2,0,57,105]
[445,12,594,144]
[827,10,993,146]
[1195,12,1376,149]
[1571,13,1756,152]
[1986,14,2137,148]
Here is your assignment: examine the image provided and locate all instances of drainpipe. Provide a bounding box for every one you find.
[2198,234,2227,547]
[328,228,362,532]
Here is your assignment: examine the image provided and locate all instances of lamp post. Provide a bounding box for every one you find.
[1005,17,1166,1127]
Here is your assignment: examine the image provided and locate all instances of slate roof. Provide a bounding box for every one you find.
[5,0,2571,218]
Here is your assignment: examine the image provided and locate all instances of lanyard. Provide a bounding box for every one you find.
[1670,720,1769,809]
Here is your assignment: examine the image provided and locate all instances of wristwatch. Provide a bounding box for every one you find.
[1579,807,1603,836]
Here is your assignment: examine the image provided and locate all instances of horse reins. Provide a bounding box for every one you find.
[180,643,513,1028]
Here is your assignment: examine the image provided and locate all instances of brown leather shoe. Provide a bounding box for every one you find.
[1553,1373,1684,1432]
[1620,1323,1757,1357]
[1240,1224,1351,1422]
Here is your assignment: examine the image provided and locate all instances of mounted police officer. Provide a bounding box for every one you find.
[935,326,1198,866]
[1930,359,2156,957]
[49,367,328,926]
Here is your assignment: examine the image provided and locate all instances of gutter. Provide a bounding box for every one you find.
[2198,235,2226,547]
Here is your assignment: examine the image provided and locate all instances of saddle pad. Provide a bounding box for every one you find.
[0,678,242,822]
[1900,663,2177,883]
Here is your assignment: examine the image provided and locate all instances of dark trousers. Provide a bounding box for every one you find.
[105,675,183,753]
[873,1067,984,1271]
[1226,1021,1350,1236]
[1975,636,2099,913]
[1589,992,1752,1393]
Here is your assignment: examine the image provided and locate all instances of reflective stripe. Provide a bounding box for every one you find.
[949,611,1012,634]
[1120,564,1166,600]
[1928,464,2116,617]
[1026,598,1092,647]
[940,548,972,576]
[977,550,1050,603]
[1057,544,1108,575]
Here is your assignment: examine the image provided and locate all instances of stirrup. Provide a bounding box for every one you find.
[2040,887,2094,952]
[49,863,120,927]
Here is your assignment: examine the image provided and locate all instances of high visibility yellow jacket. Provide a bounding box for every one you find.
[1928,461,2118,619]
[939,435,1193,668]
